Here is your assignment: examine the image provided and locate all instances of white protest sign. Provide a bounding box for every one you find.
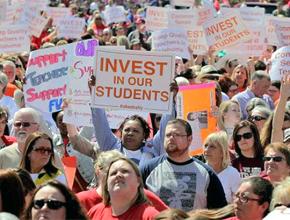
[187,26,208,55]
[202,11,251,51]
[152,28,190,59]
[171,0,195,7]
[145,6,169,31]
[27,0,48,11]
[0,0,7,22]
[64,39,99,127]
[271,17,290,47]
[24,44,71,113]
[269,46,290,81]
[103,5,126,25]
[23,9,48,37]
[5,1,26,24]
[92,48,175,114]
[0,24,30,54]
[168,9,196,31]
[57,17,85,39]
[265,16,281,47]
[46,7,71,26]
[106,110,148,129]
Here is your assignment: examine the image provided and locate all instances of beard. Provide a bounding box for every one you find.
[165,144,189,158]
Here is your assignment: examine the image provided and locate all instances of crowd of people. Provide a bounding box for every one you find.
[0,0,290,219]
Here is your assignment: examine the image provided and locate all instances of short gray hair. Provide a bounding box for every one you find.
[251,70,270,81]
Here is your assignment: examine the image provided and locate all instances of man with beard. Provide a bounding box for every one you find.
[0,107,63,170]
[140,119,227,211]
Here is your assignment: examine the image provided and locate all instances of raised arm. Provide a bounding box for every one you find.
[271,74,290,143]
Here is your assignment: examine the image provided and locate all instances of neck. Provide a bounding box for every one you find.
[30,164,42,173]
[241,149,255,158]
[110,193,137,216]
[168,153,191,163]
[96,185,102,196]
[18,142,25,153]
[207,161,224,174]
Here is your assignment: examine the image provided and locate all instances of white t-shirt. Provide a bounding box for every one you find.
[218,166,241,203]
[263,207,290,220]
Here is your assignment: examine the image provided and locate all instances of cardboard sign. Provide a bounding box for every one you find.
[64,39,99,127]
[57,17,86,39]
[176,83,216,155]
[202,11,251,51]
[0,24,30,54]
[92,48,175,114]
[269,46,290,81]
[103,5,126,25]
[152,28,190,59]
[145,6,169,31]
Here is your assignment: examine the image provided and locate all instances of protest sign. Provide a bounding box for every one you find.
[145,6,169,31]
[64,39,99,127]
[265,16,281,47]
[0,24,30,54]
[202,11,251,51]
[269,46,290,81]
[0,0,7,22]
[171,0,195,7]
[187,27,208,55]
[57,17,85,39]
[24,44,71,113]
[24,9,48,37]
[92,48,175,114]
[176,83,216,155]
[271,17,290,47]
[168,9,196,30]
[46,7,71,26]
[103,5,126,25]
[152,28,190,59]
[5,1,25,24]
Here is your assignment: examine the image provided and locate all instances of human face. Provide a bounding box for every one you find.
[107,160,140,198]
[227,85,238,98]
[234,182,266,220]
[253,78,271,97]
[56,112,67,137]
[28,138,52,173]
[264,148,290,183]
[32,185,66,220]
[249,110,267,132]
[267,85,280,102]
[203,141,223,165]
[121,120,145,150]
[3,65,15,82]
[0,117,7,136]
[223,102,241,125]
[236,127,254,157]
[233,67,247,88]
[14,112,39,145]
[164,123,192,160]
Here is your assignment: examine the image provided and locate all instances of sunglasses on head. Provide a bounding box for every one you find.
[33,199,66,210]
[13,122,37,128]
[236,132,253,141]
[33,148,52,154]
[263,156,284,162]
[249,115,266,122]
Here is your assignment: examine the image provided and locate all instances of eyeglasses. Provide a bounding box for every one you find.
[263,156,284,162]
[33,148,52,154]
[33,199,66,210]
[236,132,253,141]
[165,133,188,138]
[249,115,267,122]
[234,193,260,203]
[13,121,37,128]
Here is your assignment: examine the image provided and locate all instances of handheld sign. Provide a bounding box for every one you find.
[269,46,290,81]
[91,48,175,114]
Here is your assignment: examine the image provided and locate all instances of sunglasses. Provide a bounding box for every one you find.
[263,156,284,162]
[33,199,66,210]
[14,121,37,128]
[33,148,52,154]
[249,115,266,122]
[236,132,253,141]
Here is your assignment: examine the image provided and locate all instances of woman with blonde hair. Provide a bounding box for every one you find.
[217,100,241,140]
[203,131,241,203]
[231,64,249,93]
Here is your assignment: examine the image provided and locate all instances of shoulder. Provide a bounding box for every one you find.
[88,203,107,219]
[140,155,167,172]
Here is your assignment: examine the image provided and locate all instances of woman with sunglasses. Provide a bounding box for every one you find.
[248,106,271,132]
[261,142,290,185]
[232,120,264,178]
[24,180,88,220]
[19,132,67,186]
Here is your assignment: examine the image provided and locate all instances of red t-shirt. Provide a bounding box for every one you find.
[2,135,16,146]
[88,203,159,220]
[77,189,168,213]
[224,217,239,220]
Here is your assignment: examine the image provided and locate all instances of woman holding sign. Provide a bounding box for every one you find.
[85,75,177,166]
